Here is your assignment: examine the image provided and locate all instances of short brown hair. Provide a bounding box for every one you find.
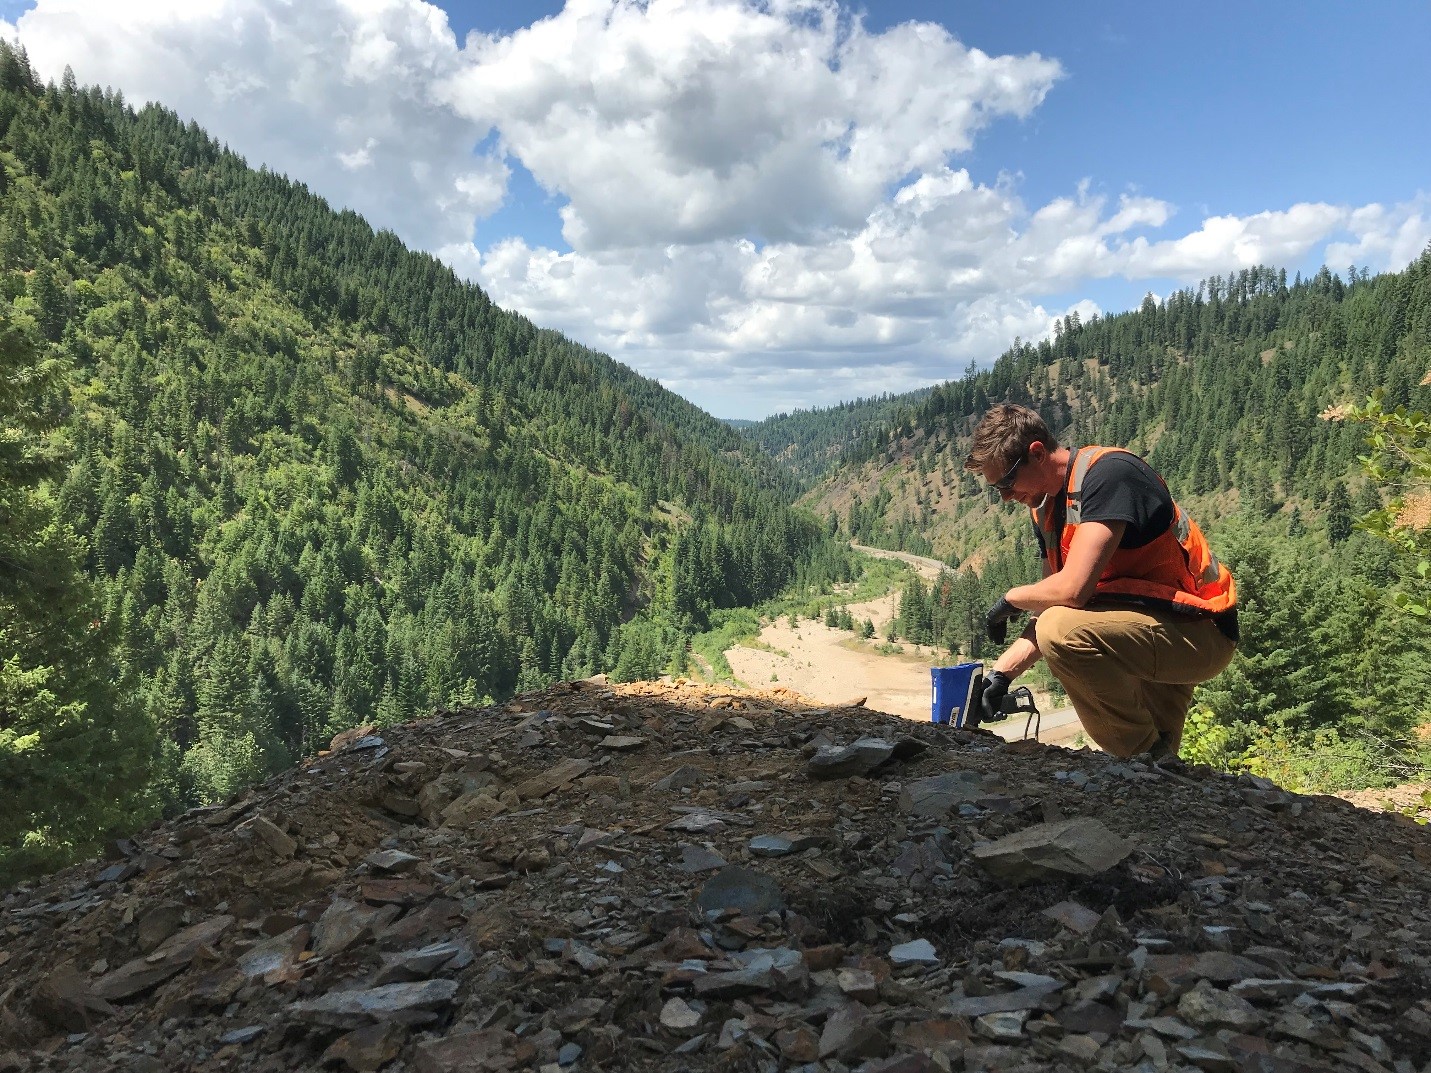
[964,403,1057,473]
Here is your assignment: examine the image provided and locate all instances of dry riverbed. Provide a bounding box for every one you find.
[721,587,1082,743]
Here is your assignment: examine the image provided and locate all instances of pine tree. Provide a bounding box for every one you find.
[1326,481,1352,544]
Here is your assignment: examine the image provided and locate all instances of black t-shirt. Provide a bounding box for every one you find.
[1033,449,1172,558]
[1080,452,1174,549]
[1034,447,1239,641]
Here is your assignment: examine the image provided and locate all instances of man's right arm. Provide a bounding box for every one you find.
[991,620,1041,678]
[990,557,1050,679]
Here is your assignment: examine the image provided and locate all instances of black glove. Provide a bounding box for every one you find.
[985,596,1021,645]
[975,670,1011,727]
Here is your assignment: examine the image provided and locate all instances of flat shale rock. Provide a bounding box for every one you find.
[512,756,593,799]
[288,980,458,1029]
[889,938,939,965]
[945,980,1065,1017]
[971,815,1134,883]
[658,997,702,1031]
[695,865,784,915]
[899,770,1006,817]
[3,678,1430,1073]
[806,735,925,778]
[807,736,897,778]
[676,844,726,872]
[93,915,235,1000]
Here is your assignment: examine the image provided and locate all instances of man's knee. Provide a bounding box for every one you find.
[1034,605,1083,661]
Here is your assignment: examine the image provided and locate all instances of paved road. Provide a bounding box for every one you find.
[850,543,949,582]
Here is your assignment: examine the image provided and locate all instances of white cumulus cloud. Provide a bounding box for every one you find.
[6,0,1431,416]
[440,0,1062,251]
[9,0,506,249]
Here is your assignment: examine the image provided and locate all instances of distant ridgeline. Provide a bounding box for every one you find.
[0,44,833,848]
[737,388,932,485]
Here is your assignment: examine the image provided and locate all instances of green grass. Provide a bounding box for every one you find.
[689,607,763,684]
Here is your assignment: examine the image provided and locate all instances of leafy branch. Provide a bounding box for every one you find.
[1345,392,1431,617]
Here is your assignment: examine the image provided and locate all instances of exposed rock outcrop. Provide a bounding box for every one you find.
[2,678,1429,1072]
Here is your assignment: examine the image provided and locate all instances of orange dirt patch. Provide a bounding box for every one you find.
[1396,492,1431,530]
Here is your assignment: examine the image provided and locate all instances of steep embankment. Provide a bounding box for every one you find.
[3,680,1429,1072]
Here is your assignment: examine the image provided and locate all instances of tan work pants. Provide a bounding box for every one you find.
[1035,603,1236,759]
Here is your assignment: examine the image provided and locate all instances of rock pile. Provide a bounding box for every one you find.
[2,678,1430,1072]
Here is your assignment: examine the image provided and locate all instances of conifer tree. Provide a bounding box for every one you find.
[1326,481,1352,544]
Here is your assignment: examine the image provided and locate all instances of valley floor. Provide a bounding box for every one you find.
[721,580,1082,745]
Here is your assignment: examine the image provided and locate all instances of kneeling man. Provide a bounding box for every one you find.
[965,404,1238,760]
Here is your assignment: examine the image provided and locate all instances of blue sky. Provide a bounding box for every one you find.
[5,0,1429,418]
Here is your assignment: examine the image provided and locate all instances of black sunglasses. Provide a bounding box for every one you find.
[989,452,1026,492]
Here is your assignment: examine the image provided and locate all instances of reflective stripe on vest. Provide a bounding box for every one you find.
[1033,447,1236,615]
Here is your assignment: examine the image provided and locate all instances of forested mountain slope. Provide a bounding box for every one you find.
[803,254,1431,789]
[0,46,829,865]
[737,387,930,484]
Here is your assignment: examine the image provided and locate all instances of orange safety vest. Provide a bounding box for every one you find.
[1032,447,1237,615]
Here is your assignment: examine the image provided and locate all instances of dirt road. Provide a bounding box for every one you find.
[723,590,938,721]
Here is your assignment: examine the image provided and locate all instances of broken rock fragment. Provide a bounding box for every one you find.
[971,817,1133,883]
[439,790,505,827]
[747,834,795,857]
[693,947,807,999]
[239,815,297,858]
[899,771,1005,818]
[807,738,927,778]
[695,865,784,916]
[889,939,939,966]
[322,1022,406,1073]
[651,764,704,791]
[659,997,702,1031]
[676,844,726,872]
[1041,899,1103,935]
[807,737,891,778]
[819,1000,886,1060]
[373,940,469,985]
[29,962,117,1032]
[807,736,925,779]
[288,979,458,1029]
[313,898,388,958]
[364,849,421,873]
[236,924,311,983]
[94,915,235,1001]
[1177,979,1263,1030]
[944,979,1065,1017]
[512,757,593,800]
